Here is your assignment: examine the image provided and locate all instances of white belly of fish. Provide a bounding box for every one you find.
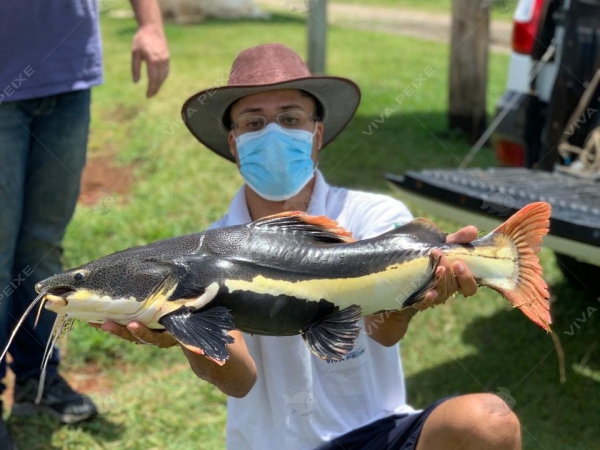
[53,289,182,328]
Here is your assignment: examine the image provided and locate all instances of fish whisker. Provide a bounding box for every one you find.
[0,292,45,363]
[36,314,69,405]
[34,296,48,329]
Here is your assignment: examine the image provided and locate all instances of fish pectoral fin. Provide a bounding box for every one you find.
[158,306,235,366]
[302,304,362,361]
[402,251,443,308]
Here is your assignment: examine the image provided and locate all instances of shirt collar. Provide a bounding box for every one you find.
[225,185,252,226]
[307,170,328,216]
[223,170,330,227]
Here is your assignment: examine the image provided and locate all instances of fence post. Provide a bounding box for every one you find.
[308,0,328,75]
[449,0,490,143]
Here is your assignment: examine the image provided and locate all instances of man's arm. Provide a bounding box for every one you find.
[181,330,257,398]
[129,0,169,97]
[91,321,257,397]
[366,226,479,347]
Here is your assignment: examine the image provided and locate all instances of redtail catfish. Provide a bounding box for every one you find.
[2,202,551,369]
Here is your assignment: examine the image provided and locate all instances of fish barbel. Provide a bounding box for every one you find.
[1,202,551,369]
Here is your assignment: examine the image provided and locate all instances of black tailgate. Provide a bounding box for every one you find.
[386,168,600,247]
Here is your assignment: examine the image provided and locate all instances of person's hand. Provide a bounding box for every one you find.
[413,226,479,311]
[132,26,169,98]
[89,321,177,348]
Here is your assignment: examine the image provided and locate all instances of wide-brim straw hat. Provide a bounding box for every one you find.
[181,43,361,162]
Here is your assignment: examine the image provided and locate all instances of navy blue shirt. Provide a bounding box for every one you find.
[0,0,103,103]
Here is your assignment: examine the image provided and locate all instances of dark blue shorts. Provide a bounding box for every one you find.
[314,398,451,450]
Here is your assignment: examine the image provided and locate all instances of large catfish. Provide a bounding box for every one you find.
[2,202,551,369]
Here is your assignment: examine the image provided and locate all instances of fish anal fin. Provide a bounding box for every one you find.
[390,218,447,244]
[159,306,235,365]
[253,212,355,244]
[402,251,443,308]
[302,304,362,360]
[489,202,552,331]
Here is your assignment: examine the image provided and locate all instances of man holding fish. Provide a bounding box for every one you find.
[95,44,523,449]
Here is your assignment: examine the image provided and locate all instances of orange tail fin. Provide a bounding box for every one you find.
[492,202,552,331]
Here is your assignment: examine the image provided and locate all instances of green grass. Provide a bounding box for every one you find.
[6,10,600,450]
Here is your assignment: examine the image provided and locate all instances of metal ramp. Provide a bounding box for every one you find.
[386,168,600,265]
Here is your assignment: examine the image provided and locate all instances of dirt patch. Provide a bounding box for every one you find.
[61,363,114,396]
[79,156,136,208]
[1,356,113,411]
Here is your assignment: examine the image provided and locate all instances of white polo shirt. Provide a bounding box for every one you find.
[210,171,416,450]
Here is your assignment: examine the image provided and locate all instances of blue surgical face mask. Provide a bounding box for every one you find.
[235,123,317,201]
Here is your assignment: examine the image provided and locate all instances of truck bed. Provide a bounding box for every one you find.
[386,168,600,265]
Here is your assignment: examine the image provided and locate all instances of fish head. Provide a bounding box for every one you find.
[36,252,178,320]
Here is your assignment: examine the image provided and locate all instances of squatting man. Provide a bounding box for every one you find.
[93,44,522,450]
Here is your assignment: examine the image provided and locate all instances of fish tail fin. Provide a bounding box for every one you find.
[490,202,552,331]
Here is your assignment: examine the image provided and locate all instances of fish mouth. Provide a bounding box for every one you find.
[43,287,76,308]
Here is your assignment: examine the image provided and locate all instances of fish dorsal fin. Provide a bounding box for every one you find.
[252,211,355,244]
[389,218,447,243]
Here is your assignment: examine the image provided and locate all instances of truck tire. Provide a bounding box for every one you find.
[555,253,600,299]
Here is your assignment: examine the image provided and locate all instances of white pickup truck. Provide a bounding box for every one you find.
[388,0,600,294]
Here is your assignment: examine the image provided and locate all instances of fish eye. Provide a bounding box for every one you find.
[74,272,85,282]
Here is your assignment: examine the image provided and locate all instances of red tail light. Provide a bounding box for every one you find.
[512,0,545,54]
[496,140,526,167]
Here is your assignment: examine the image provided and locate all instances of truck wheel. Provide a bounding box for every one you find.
[555,253,600,298]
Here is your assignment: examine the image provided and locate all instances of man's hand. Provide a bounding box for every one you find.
[90,321,257,397]
[132,27,169,98]
[413,225,479,311]
[89,321,177,348]
[130,0,169,97]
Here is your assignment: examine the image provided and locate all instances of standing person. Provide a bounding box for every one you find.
[96,44,521,450]
[0,2,169,448]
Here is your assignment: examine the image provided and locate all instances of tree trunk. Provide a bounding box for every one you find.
[449,0,490,143]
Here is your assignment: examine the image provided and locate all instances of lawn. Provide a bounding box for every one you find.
[5,8,600,450]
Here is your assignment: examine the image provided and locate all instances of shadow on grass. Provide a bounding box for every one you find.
[7,413,125,450]
[406,279,600,450]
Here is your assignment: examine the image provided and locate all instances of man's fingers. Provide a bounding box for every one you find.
[132,49,142,83]
[423,290,438,303]
[101,321,138,342]
[454,262,477,297]
[128,321,176,348]
[127,321,156,344]
[146,62,161,98]
[91,320,176,347]
[146,60,169,98]
[413,292,435,311]
[446,226,478,244]
[436,264,446,279]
